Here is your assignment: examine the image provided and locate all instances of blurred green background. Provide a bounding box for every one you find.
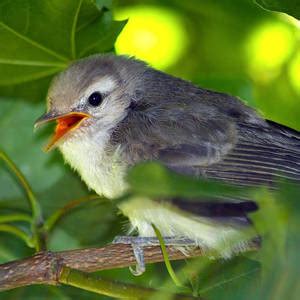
[114,0,300,129]
[0,0,299,299]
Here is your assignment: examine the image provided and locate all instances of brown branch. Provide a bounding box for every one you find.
[0,241,259,292]
[0,244,199,291]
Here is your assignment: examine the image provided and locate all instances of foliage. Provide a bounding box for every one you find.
[254,0,300,19]
[0,0,125,100]
[0,0,300,299]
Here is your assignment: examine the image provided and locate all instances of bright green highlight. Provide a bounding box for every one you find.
[246,21,295,80]
[289,51,300,94]
[115,6,187,69]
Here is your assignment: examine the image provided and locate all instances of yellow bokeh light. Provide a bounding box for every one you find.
[246,22,295,80]
[289,51,300,93]
[115,6,188,69]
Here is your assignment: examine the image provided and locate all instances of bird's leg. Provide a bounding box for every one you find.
[112,236,196,275]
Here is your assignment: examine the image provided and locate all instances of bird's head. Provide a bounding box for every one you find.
[35,54,147,151]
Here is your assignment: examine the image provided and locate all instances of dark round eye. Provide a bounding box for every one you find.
[88,92,103,106]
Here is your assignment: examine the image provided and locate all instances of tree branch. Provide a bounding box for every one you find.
[0,240,259,292]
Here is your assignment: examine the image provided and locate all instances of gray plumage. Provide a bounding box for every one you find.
[110,66,300,184]
[37,54,300,256]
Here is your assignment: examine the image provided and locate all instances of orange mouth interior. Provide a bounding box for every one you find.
[45,112,89,151]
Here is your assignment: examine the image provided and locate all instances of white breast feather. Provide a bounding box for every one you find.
[59,131,127,198]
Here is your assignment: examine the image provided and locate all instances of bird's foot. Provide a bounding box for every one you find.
[112,236,196,276]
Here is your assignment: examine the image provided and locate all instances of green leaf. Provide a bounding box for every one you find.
[127,162,256,199]
[254,0,300,19]
[198,257,261,300]
[0,0,125,101]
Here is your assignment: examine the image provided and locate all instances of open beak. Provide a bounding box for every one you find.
[34,111,91,152]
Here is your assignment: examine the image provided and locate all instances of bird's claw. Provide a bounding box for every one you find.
[113,236,146,276]
[129,243,145,276]
[113,236,196,276]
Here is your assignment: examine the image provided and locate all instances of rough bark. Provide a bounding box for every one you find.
[0,240,259,292]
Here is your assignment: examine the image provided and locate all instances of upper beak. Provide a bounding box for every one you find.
[34,111,91,152]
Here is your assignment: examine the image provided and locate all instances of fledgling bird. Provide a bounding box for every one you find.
[35,54,300,272]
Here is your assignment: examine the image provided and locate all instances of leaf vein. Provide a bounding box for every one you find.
[0,67,62,85]
[0,22,69,62]
[71,0,84,59]
[0,59,67,67]
[200,267,260,294]
[78,21,123,57]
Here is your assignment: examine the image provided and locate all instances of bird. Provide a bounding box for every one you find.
[35,54,300,274]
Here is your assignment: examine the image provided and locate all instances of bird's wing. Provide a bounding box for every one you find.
[200,121,300,186]
[157,120,300,186]
[113,98,300,220]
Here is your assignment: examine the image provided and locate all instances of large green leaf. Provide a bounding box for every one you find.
[0,0,126,101]
[127,162,255,199]
[254,0,300,19]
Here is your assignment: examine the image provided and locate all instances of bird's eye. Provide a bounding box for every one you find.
[88,92,103,106]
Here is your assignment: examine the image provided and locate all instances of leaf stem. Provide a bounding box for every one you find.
[0,150,39,219]
[0,150,46,251]
[0,224,34,248]
[152,223,184,288]
[44,194,103,232]
[0,213,32,224]
[59,266,196,299]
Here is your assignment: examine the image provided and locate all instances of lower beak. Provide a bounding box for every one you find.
[34,111,91,152]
